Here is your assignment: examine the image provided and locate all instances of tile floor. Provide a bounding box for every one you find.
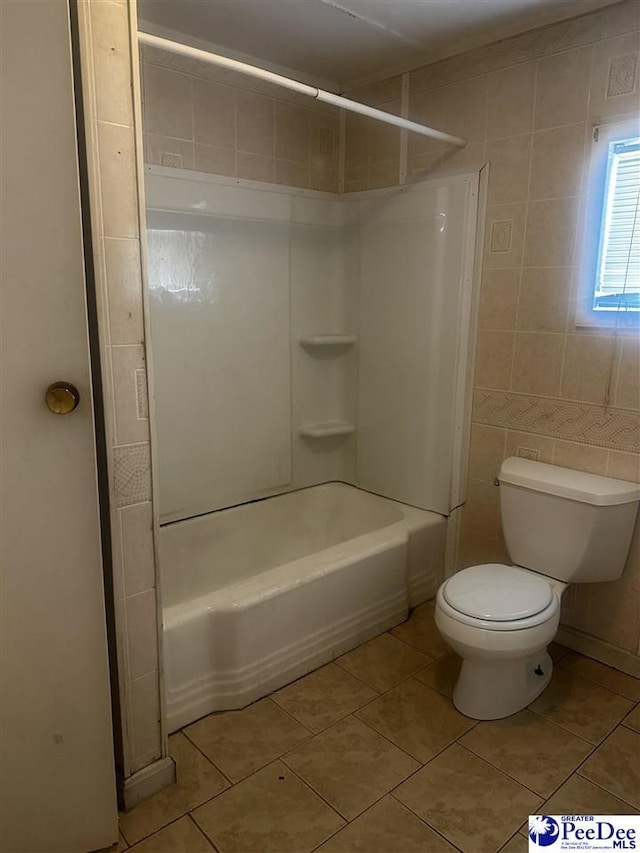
[117,602,640,853]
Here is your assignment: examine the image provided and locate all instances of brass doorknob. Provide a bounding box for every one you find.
[45,381,80,414]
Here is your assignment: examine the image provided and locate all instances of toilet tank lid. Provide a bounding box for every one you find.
[499,457,640,506]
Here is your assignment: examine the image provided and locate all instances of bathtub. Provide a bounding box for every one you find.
[160,482,446,731]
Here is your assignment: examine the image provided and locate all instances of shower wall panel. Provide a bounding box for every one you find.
[145,170,356,523]
[147,212,291,521]
[354,176,478,514]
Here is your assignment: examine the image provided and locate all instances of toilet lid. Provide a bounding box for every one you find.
[443,564,554,622]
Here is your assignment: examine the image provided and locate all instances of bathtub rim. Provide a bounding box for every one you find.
[163,520,409,623]
[160,480,445,611]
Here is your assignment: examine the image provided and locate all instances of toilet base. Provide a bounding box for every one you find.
[453,650,553,720]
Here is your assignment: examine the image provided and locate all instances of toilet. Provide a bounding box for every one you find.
[436,457,640,720]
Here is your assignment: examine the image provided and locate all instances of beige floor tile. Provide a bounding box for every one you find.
[460,709,592,797]
[623,704,640,733]
[559,653,640,702]
[579,726,640,809]
[356,677,475,762]
[336,632,432,693]
[185,697,310,782]
[390,603,451,658]
[542,773,639,815]
[499,833,529,853]
[116,831,128,852]
[272,663,376,733]
[127,816,214,852]
[394,744,541,853]
[529,667,633,744]
[415,654,461,699]
[119,734,228,846]
[315,796,457,852]
[283,715,419,820]
[192,760,344,853]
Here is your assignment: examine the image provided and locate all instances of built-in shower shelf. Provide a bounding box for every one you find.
[299,334,357,347]
[299,421,355,438]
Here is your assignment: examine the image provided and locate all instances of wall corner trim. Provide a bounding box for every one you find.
[556,624,640,678]
[120,756,176,810]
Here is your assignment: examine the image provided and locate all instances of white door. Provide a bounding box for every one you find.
[0,1,118,851]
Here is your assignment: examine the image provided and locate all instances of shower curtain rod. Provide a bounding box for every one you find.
[138,31,468,148]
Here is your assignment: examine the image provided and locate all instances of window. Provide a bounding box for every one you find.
[578,118,640,327]
[594,134,640,310]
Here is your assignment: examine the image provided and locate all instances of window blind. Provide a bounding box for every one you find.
[595,137,640,310]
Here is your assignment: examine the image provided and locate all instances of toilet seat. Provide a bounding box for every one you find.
[438,564,559,632]
[444,564,554,620]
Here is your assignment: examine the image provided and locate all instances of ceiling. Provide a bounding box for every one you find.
[137,0,620,91]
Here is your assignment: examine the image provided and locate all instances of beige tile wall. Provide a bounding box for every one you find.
[139,46,341,192]
[79,0,164,784]
[346,0,640,659]
[343,76,405,191]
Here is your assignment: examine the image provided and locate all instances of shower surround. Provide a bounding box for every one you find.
[145,166,481,726]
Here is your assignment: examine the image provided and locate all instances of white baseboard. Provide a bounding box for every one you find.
[121,756,176,810]
[556,624,640,678]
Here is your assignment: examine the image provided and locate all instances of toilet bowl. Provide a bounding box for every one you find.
[436,563,564,719]
[435,458,640,720]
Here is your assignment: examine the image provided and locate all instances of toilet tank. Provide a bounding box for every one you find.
[498,458,640,583]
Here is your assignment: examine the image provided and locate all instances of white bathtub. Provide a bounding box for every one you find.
[160,483,446,731]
